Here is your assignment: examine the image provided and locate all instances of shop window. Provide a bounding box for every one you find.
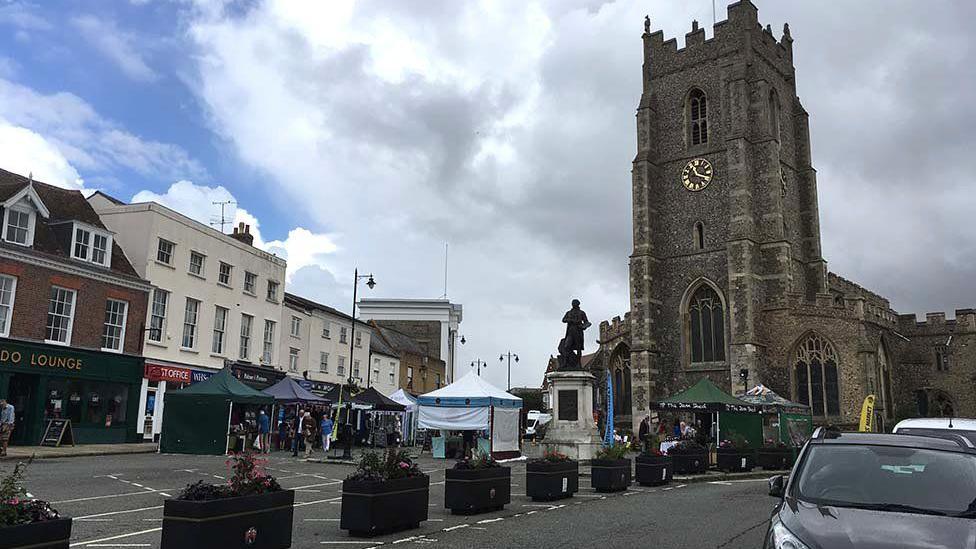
[45,379,129,427]
[101,299,128,352]
[46,286,76,345]
[148,289,168,343]
[239,314,253,360]
[0,274,16,337]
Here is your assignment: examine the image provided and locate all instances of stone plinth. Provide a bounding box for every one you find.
[541,370,603,461]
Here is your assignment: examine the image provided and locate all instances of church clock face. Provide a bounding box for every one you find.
[681,158,713,191]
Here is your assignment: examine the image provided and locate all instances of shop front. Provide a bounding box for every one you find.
[0,339,143,445]
[230,362,285,390]
[138,361,216,441]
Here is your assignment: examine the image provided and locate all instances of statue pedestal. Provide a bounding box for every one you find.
[541,370,603,461]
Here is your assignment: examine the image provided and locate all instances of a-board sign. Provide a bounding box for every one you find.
[40,418,75,447]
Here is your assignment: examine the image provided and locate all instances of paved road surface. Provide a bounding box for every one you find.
[12,452,774,548]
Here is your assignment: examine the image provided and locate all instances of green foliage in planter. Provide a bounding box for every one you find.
[595,443,629,460]
[177,451,282,501]
[718,431,749,449]
[346,449,425,482]
[453,450,501,470]
[528,450,572,465]
[0,458,61,527]
[666,440,707,455]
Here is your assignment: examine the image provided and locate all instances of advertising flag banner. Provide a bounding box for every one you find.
[859,395,876,432]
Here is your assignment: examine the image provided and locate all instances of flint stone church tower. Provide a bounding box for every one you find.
[594,1,976,433]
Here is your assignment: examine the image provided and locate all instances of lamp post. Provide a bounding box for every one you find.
[349,268,376,388]
[471,359,487,376]
[499,351,519,391]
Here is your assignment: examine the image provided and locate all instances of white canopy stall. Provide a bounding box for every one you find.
[388,388,419,445]
[417,372,523,459]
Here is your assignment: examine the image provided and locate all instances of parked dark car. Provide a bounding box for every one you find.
[764,428,976,549]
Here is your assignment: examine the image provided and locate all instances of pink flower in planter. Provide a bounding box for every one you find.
[399,462,409,469]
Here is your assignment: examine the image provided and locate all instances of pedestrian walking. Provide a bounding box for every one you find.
[302,412,316,459]
[0,398,14,457]
[320,414,334,454]
[638,415,650,444]
[291,411,303,457]
[461,429,475,459]
[257,408,271,453]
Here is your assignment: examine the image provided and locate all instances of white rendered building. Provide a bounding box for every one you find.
[89,193,287,440]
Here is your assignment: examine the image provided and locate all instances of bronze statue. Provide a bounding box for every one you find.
[557,299,591,370]
[644,15,650,34]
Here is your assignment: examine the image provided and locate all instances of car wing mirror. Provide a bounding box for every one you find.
[768,475,785,498]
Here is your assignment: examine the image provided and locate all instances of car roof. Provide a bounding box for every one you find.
[809,430,975,453]
[893,417,976,430]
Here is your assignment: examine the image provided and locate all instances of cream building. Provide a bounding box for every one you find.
[282,293,399,396]
[89,193,287,440]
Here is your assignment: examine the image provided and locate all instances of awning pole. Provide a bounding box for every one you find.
[225,401,233,455]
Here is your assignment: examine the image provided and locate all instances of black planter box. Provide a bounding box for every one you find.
[590,458,631,493]
[0,518,72,549]
[161,490,295,549]
[445,466,511,515]
[525,460,579,501]
[340,475,429,537]
[670,451,708,474]
[756,448,794,471]
[716,449,755,472]
[635,455,673,487]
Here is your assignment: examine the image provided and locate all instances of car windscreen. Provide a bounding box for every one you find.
[795,444,976,516]
[894,427,976,446]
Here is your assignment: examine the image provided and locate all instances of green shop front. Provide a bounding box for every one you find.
[0,339,143,445]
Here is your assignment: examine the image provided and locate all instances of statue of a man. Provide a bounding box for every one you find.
[559,299,591,370]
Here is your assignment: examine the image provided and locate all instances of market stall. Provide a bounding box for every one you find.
[262,376,330,405]
[737,384,813,447]
[650,377,762,448]
[388,389,419,445]
[417,372,522,459]
[159,368,274,455]
[355,387,406,447]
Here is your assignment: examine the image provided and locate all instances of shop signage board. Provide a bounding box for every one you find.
[40,419,75,447]
[0,340,142,383]
[145,364,192,384]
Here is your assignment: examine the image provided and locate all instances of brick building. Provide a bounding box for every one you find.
[369,320,446,394]
[597,2,974,434]
[0,168,151,444]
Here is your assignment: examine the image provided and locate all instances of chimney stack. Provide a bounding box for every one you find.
[230,221,254,246]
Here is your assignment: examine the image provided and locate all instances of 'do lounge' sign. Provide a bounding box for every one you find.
[0,347,83,371]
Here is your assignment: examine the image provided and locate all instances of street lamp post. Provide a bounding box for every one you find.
[499,351,519,391]
[471,359,487,376]
[349,268,376,387]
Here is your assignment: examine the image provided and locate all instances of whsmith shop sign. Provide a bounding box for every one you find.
[0,340,142,383]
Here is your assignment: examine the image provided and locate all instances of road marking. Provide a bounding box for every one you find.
[304,518,340,522]
[75,518,113,522]
[88,545,151,547]
[75,506,164,520]
[297,489,321,493]
[443,524,468,532]
[53,489,174,504]
[319,542,381,545]
[159,493,172,498]
[427,518,444,522]
[521,504,553,508]
[130,483,143,488]
[709,481,733,486]
[293,496,343,507]
[69,528,162,547]
[676,484,687,489]
[430,481,445,485]
[289,481,342,490]
[391,536,420,544]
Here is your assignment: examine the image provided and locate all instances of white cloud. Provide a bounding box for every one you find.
[71,15,159,82]
[0,77,204,185]
[0,121,83,189]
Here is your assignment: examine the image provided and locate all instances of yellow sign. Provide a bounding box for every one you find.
[0,348,84,371]
[859,395,876,432]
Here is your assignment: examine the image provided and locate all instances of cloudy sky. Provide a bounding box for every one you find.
[1,0,973,389]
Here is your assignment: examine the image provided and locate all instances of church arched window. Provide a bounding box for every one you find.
[794,333,840,417]
[694,222,705,250]
[768,88,780,140]
[876,341,894,419]
[688,284,725,363]
[688,88,708,146]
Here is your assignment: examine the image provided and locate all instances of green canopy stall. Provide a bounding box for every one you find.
[650,377,763,448]
[160,368,274,455]
[738,384,813,448]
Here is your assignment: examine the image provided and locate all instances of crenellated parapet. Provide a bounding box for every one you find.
[897,309,976,335]
[599,312,631,344]
[642,0,793,79]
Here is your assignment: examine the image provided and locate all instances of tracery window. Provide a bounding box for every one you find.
[689,285,725,363]
[794,334,840,416]
[689,88,708,146]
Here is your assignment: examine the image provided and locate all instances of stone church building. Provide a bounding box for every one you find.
[595,1,975,434]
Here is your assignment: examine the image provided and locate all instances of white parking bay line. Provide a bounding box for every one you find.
[69,528,162,547]
[304,518,340,522]
[442,524,468,532]
[294,496,343,507]
[88,545,151,547]
[75,506,164,520]
[477,517,504,524]
[320,542,381,545]
[53,489,174,505]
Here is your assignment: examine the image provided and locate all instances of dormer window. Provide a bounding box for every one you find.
[3,207,32,245]
[70,222,113,267]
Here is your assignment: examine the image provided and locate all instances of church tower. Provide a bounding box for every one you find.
[629,1,827,415]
